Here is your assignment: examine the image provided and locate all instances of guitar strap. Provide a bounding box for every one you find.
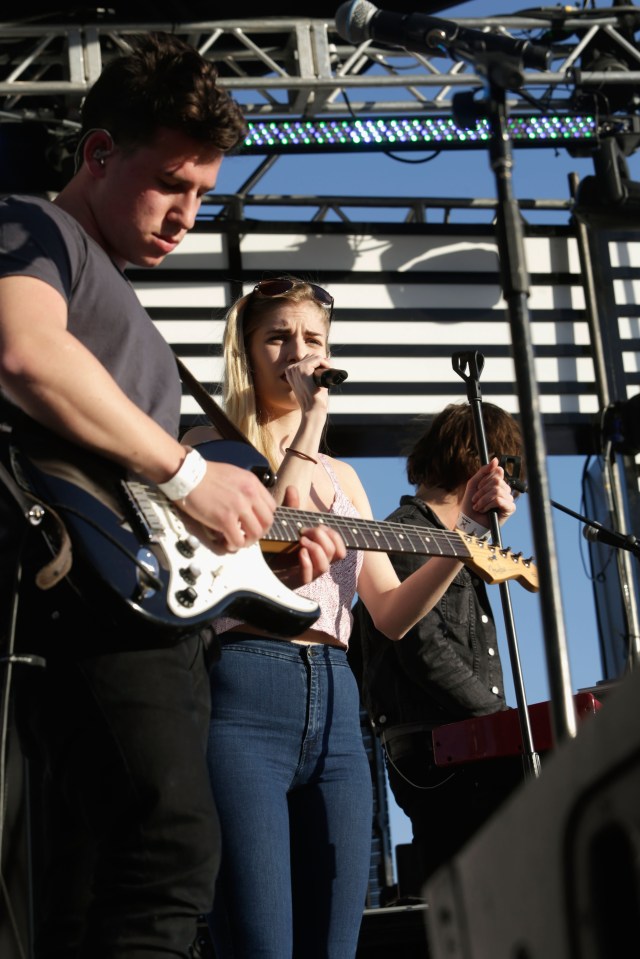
[0,457,73,588]
[173,353,251,446]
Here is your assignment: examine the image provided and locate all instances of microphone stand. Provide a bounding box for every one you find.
[453,351,540,779]
[450,51,578,745]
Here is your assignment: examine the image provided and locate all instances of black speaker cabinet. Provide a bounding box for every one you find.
[425,673,640,959]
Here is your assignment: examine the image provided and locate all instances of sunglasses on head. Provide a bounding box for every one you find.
[252,278,334,322]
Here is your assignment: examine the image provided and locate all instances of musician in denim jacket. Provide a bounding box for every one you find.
[351,402,527,892]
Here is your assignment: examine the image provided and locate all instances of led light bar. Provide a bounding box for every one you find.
[242,114,597,153]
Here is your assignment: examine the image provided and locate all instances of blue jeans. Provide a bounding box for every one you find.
[207,635,373,959]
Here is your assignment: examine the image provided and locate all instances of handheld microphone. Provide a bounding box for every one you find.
[582,523,639,553]
[314,368,349,388]
[335,0,551,71]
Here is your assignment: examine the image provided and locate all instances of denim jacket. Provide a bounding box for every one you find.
[350,496,508,735]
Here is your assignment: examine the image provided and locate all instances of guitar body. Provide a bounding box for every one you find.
[10,436,320,638]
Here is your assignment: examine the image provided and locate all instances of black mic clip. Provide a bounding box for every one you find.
[498,454,528,494]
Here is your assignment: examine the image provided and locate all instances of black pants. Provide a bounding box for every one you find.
[384,730,526,890]
[16,628,220,959]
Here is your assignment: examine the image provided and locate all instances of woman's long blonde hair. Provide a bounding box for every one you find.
[222,278,332,472]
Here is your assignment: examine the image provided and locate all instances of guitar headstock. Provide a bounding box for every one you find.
[455,531,539,592]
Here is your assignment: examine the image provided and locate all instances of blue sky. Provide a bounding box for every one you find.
[214,0,633,856]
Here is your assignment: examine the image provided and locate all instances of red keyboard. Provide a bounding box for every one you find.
[432,692,602,766]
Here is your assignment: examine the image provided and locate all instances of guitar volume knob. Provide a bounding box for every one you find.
[175,586,198,608]
[176,535,201,558]
[179,562,202,585]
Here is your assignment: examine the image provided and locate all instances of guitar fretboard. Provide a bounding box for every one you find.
[264,508,473,559]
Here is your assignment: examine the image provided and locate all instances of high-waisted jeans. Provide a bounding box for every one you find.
[207,635,373,959]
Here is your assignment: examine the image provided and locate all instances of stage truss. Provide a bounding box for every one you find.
[1,7,640,186]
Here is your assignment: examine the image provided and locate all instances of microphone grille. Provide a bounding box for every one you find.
[335,0,377,43]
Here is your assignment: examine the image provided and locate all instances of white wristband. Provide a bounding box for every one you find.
[157,448,207,501]
[456,511,491,541]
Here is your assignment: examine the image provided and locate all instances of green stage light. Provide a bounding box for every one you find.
[242,114,598,154]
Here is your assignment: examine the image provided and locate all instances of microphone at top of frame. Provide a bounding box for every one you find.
[335,0,551,71]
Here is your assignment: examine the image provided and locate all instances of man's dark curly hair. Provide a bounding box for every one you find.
[80,32,247,153]
[405,402,525,492]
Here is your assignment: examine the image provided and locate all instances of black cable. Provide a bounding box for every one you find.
[0,527,45,959]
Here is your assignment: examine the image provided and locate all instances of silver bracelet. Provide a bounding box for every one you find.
[456,511,491,540]
[157,448,207,501]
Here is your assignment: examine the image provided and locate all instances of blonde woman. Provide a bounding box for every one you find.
[184,276,516,959]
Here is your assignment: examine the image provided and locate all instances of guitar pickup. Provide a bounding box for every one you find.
[120,480,161,544]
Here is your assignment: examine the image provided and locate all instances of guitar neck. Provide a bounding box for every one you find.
[265,507,472,559]
[262,507,539,593]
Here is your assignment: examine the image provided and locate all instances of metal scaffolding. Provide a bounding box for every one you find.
[2,9,640,179]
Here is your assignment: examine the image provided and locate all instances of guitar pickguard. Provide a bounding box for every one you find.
[123,478,320,625]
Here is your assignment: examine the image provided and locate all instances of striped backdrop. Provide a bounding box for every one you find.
[127,221,640,456]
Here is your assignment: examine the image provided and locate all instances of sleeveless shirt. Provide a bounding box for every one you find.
[213,455,363,647]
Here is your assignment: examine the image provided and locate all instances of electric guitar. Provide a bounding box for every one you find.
[9,436,538,638]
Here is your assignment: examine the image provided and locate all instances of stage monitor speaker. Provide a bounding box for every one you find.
[424,672,640,959]
[357,903,429,958]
